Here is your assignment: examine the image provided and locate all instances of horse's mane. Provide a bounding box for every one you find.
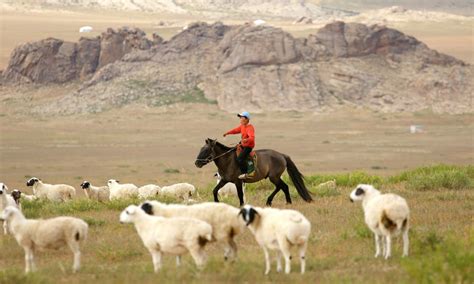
[214,140,234,151]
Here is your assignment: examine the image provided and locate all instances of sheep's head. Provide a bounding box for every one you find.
[0,183,7,195]
[0,206,18,221]
[26,177,40,187]
[140,202,154,215]
[11,189,21,204]
[107,179,119,186]
[120,205,138,223]
[80,181,91,190]
[238,205,259,226]
[350,184,376,202]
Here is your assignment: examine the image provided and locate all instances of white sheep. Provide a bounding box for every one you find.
[239,205,311,275]
[11,189,22,210]
[138,184,161,199]
[26,177,76,202]
[11,189,37,202]
[158,183,197,201]
[140,200,245,261]
[214,172,246,202]
[107,179,138,200]
[80,181,109,202]
[120,205,212,272]
[315,179,336,191]
[0,183,19,235]
[0,206,88,273]
[350,184,410,259]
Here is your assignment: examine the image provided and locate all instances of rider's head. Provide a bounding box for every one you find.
[237,112,250,125]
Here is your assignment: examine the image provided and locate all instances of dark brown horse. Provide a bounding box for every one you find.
[195,139,313,206]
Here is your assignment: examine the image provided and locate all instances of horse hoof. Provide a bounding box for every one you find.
[265,202,272,207]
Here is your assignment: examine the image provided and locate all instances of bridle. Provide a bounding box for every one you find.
[196,145,237,165]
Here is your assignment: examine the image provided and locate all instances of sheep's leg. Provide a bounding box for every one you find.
[278,238,292,274]
[382,235,387,257]
[189,248,207,269]
[228,238,238,261]
[374,234,382,258]
[262,247,271,275]
[298,242,307,274]
[176,255,181,267]
[276,251,282,272]
[402,228,409,257]
[24,247,35,273]
[151,250,162,273]
[24,248,31,273]
[3,221,7,235]
[385,235,392,259]
[68,240,81,272]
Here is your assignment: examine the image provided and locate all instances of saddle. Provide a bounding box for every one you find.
[236,145,257,174]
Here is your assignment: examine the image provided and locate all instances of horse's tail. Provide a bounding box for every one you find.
[284,156,313,202]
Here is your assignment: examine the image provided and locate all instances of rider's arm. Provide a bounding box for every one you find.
[225,125,242,135]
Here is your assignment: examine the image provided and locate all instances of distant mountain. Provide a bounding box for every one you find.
[316,0,474,16]
[0,0,353,18]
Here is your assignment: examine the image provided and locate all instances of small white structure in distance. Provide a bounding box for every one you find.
[253,19,266,26]
[79,26,93,33]
[409,125,423,134]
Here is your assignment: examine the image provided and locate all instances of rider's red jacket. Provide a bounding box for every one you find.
[226,124,255,148]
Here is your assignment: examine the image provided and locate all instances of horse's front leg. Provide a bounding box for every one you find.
[213,179,228,202]
[235,181,245,207]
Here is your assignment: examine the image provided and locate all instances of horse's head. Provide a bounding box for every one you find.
[195,138,217,168]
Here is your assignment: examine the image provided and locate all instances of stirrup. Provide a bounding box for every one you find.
[238,174,247,179]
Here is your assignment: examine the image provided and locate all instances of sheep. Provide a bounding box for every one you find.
[26,177,76,202]
[138,184,161,199]
[11,189,22,210]
[0,206,88,273]
[140,200,245,261]
[107,179,138,200]
[315,179,336,191]
[0,183,19,235]
[158,183,197,201]
[11,189,37,202]
[214,172,246,202]
[80,181,109,202]
[119,205,212,272]
[350,184,410,259]
[239,205,311,275]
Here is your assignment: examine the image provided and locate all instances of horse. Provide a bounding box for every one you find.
[195,138,313,206]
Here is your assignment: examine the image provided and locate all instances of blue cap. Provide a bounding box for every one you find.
[237,111,251,119]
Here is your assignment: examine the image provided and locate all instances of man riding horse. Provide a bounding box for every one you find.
[223,111,255,180]
[195,112,313,207]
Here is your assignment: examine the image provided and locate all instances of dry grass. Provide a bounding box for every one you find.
[0,101,472,282]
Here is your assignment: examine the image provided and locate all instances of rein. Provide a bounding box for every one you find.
[196,146,237,164]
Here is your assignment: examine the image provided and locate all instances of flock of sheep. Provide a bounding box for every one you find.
[0,176,410,276]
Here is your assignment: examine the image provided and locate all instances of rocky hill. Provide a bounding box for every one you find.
[1,22,472,115]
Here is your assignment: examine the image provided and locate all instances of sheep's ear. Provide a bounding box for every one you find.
[355,187,365,196]
[141,202,154,215]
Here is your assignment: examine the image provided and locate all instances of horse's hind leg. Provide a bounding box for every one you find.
[266,177,282,206]
[279,179,292,204]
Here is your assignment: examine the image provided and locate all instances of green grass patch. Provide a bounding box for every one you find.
[304,171,384,188]
[163,168,180,174]
[390,164,473,191]
[402,234,474,283]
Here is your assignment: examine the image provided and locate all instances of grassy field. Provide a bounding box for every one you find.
[0,165,473,283]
